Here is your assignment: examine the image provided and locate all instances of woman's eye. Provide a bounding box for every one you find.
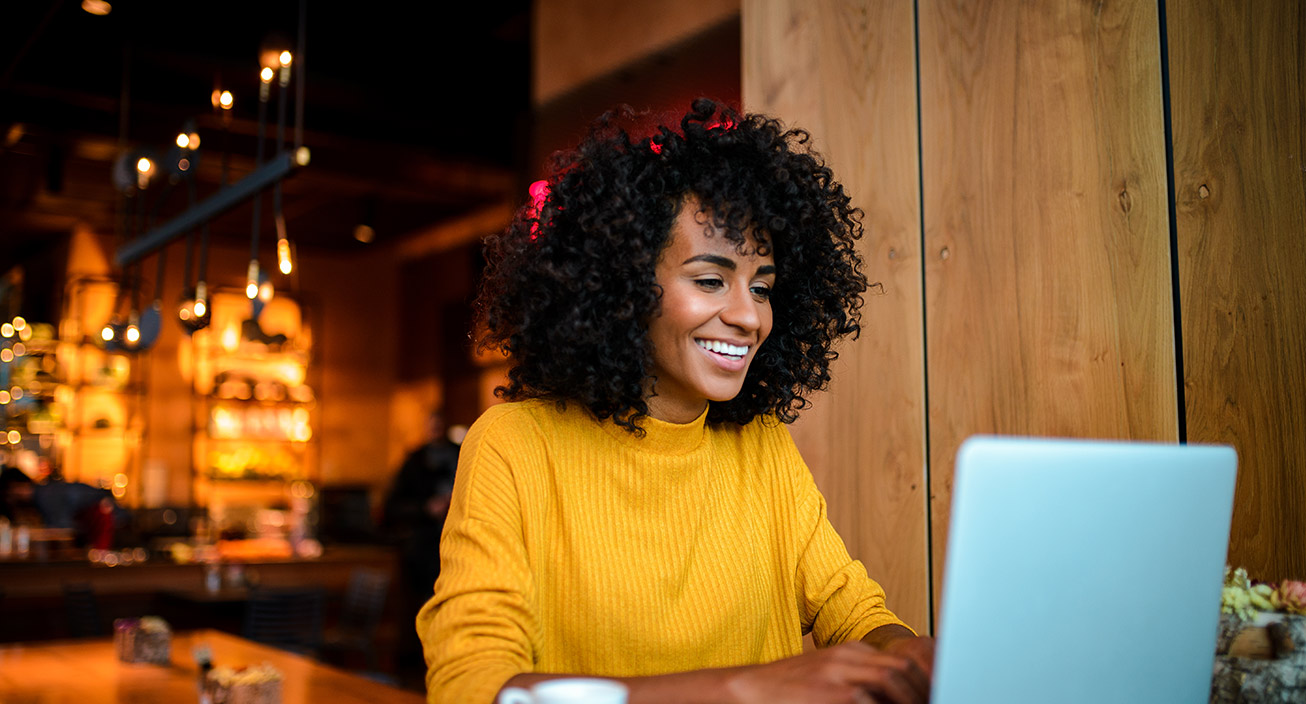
[751,285,772,301]
[694,278,724,290]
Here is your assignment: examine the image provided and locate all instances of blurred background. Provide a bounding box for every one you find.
[0,0,1301,694]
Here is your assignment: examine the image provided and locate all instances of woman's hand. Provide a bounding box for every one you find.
[722,641,930,704]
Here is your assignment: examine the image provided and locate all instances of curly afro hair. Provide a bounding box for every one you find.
[476,98,868,434]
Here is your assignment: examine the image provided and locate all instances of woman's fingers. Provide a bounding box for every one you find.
[824,643,929,704]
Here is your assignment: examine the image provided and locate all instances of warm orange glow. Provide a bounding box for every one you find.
[11,317,24,331]
[353,224,375,243]
[246,282,259,299]
[113,473,129,488]
[17,326,30,341]
[136,157,152,174]
[294,146,311,166]
[178,158,190,171]
[11,387,22,401]
[260,67,274,83]
[101,325,115,342]
[6,430,19,444]
[0,349,12,363]
[189,132,200,148]
[0,390,9,404]
[81,0,110,15]
[221,326,239,351]
[219,91,233,109]
[125,325,140,343]
[176,133,190,148]
[258,280,274,303]
[0,323,11,338]
[279,51,292,67]
[12,343,25,356]
[194,299,207,317]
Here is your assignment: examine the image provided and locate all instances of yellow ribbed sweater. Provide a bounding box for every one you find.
[417,399,907,704]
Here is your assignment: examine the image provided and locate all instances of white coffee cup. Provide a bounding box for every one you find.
[498,678,628,704]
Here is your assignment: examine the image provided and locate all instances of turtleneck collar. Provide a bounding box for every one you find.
[598,405,709,456]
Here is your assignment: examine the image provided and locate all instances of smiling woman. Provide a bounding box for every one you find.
[419,99,934,704]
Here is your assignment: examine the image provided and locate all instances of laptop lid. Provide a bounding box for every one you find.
[932,436,1237,704]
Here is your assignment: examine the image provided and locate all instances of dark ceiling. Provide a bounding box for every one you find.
[0,0,531,274]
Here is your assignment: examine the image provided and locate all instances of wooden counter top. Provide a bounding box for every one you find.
[0,629,426,704]
[0,545,397,599]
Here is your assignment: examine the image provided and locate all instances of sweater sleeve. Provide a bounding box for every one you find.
[417,410,538,704]
[779,427,913,647]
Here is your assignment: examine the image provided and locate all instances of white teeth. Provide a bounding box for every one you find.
[697,339,749,357]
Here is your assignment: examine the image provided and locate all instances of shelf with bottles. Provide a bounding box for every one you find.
[188,289,317,499]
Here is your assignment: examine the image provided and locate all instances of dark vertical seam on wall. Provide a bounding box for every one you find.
[912,0,936,635]
[1158,0,1188,443]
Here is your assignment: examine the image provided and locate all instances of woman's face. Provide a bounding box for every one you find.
[645,200,775,423]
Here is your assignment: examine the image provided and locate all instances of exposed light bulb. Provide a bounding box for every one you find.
[0,350,11,363]
[12,317,25,331]
[176,133,190,148]
[125,325,140,344]
[136,157,152,174]
[6,430,19,445]
[260,67,274,83]
[277,238,293,274]
[220,91,233,109]
[258,279,274,303]
[101,325,115,342]
[0,390,9,404]
[0,323,11,338]
[246,260,260,299]
[279,51,293,67]
[194,298,207,318]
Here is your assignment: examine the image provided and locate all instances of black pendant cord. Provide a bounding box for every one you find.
[274,52,292,279]
[251,79,270,269]
[152,235,167,306]
[183,176,196,291]
[294,0,307,151]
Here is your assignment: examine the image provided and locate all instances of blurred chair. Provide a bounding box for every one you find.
[62,582,106,638]
[242,586,325,656]
[322,568,392,673]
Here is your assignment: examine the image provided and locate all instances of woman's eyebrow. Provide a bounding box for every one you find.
[682,254,736,269]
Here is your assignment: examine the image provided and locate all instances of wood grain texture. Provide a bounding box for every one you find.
[918,0,1178,613]
[743,0,930,632]
[1167,1,1306,581]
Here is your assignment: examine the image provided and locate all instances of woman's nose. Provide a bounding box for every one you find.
[720,285,761,332]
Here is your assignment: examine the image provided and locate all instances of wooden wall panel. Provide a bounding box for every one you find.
[918,1,1178,610]
[743,0,930,632]
[1168,1,1306,581]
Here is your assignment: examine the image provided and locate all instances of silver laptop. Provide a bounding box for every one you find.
[932,436,1237,704]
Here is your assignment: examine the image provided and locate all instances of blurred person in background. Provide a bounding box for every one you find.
[384,408,461,676]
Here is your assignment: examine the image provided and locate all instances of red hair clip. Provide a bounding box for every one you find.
[527,180,550,240]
